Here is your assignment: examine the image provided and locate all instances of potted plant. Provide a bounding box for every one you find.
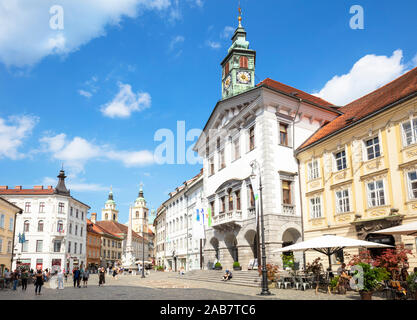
[233,261,242,271]
[214,262,222,270]
[258,264,279,288]
[329,276,340,293]
[352,262,389,300]
[281,253,295,271]
[407,272,417,300]
[157,265,164,272]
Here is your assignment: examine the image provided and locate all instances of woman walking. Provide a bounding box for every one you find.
[21,269,28,291]
[99,267,105,286]
[34,270,44,295]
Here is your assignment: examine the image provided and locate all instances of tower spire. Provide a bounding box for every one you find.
[55,167,70,195]
[238,0,242,27]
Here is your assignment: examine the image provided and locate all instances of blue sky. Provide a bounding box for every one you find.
[0,0,416,224]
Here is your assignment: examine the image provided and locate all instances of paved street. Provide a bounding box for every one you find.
[0,271,382,300]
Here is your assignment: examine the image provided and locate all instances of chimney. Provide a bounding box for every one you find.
[0,186,8,190]
[34,186,43,190]
[15,186,22,190]
[91,212,97,224]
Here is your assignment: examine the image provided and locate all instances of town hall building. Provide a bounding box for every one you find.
[193,12,341,270]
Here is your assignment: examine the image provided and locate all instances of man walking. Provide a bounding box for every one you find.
[21,269,28,291]
[73,267,80,288]
[12,269,20,290]
[4,268,11,289]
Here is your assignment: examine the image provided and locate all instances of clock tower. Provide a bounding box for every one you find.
[221,7,256,100]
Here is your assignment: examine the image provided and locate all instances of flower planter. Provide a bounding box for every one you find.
[214,266,222,270]
[360,291,373,300]
[233,266,242,271]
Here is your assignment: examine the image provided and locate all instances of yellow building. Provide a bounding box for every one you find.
[0,197,22,275]
[296,67,417,270]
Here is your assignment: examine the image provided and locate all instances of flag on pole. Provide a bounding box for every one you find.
[207,207,212,227]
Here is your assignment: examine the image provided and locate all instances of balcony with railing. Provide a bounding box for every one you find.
[212,210,243,229]
[281,204,295,215]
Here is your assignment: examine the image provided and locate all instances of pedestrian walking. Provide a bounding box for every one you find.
[12,269,20,290]
[73,267,80,288]
[82,269,89,287]
[34,270,44,295]
[57,269,64,290]
[21,269,28,291]
[4,268,11,289]
[99,267,105,286]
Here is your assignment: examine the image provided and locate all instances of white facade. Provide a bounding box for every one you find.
[4,190,89,272]
[194,87,339,270]
[154,206,166,267]
[164,172,203,271]
[185,176,204,271]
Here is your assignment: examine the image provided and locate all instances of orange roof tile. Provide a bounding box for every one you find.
[0,187,55,195]
[258,78,337,109]
[297,67,417,152]
[96,220,148,243]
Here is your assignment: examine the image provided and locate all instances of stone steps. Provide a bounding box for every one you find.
[173,270,262,288]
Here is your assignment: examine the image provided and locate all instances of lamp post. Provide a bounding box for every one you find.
[250,160,272,296]
[141,225,145,278]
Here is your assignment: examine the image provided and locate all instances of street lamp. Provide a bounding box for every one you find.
[142,225,145,278]
[250,160,272,296]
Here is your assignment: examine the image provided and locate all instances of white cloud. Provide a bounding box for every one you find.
[221,26,234,39]
[101,82,151,118]
[169,35,185,51]
[107,150,155,167]
[40,133,155,174]
[206,40,221,49]
[78,90,93,98]
[0,115,38,159]
[313,50,411,106]
[0,0,172,67]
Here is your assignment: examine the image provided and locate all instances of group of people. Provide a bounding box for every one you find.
[2,267,51,295]
[72,267,90,288]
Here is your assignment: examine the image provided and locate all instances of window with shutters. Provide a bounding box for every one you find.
[282,181,292,205]
[239,56,248,68]
[279,123,289,146]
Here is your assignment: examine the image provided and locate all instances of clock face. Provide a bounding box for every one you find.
[224,75,232,89]
[237,71,251,84]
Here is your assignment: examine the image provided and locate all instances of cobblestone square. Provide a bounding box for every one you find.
[0,271,382,300]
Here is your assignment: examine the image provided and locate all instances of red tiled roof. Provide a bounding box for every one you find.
[0,187,55,195]
[86,219,104,236]
[297,67,417,151]
[96,220,148,243]
[258,78,336,109]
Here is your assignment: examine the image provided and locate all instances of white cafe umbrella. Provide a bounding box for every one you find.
[374,221,417,236]
[276,235,393,271]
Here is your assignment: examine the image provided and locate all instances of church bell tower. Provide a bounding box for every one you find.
[101,186,119,222]
[132,183,149,237]
[221,6,256,100]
